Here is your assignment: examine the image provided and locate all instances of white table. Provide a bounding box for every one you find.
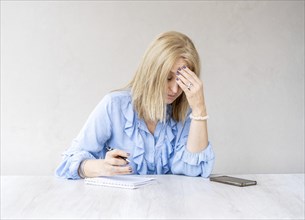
[1,174,304,219]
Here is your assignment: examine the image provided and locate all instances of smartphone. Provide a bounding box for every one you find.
[210,175,257,187]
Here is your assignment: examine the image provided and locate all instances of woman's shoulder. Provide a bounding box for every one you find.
[106,89,131,99]
[102,89,132,107]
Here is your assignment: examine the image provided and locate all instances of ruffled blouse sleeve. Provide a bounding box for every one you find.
[55,94,112,179]
[171,113,215,178]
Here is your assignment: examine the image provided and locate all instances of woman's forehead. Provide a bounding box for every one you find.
[170,58,187,72]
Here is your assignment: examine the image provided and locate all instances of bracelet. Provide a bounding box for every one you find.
[190,113,209,121]
[78,159,88,179]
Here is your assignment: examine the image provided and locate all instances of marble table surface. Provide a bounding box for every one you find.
[1,174,304,219]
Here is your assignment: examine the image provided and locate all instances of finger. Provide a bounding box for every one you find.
[181,66,201,83]
[176,72,196,91]
[176,77,190,93]
[116,166,133,174]
[107,157,129,166]
[108,149,130,158]
[111,165,133,175]
[177,68,197,85]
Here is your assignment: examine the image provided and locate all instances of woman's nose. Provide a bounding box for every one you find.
[170,80,179,93]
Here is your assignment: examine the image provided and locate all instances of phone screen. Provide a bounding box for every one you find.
[210,175,257,187]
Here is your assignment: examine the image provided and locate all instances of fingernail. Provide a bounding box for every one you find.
[183,65,186,69]
[178,67,181,71]
[176,71,180,75]
[176,78,179,81]
[126,153,130,156]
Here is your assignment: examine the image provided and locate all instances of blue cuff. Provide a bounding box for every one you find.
[181,143,215,165]
[55,151,95,180]
[171,142,215,177]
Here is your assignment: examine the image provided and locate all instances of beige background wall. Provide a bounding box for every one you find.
[1,1,304,175]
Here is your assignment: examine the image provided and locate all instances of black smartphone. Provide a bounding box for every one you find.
[210,175,257,187]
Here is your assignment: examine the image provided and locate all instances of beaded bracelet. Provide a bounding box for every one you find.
[190,114,209,121]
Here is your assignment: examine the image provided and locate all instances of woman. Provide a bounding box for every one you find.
[55,31,215,179]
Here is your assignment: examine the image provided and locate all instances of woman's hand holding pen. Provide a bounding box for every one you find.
[79,149,132,178]
[103,148,132,175]
[176,66,207,116]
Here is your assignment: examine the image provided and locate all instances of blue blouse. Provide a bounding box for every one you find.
[55,90,215,179]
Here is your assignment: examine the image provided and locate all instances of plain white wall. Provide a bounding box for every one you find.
[1,1,304,175]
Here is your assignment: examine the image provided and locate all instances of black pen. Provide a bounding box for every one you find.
[106,146,130,163]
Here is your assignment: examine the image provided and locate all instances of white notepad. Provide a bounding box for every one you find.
[84,175,156,189]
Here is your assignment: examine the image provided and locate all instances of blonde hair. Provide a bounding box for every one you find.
[127,31,201,122]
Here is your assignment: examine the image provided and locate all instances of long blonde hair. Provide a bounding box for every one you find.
[127,31,201,122]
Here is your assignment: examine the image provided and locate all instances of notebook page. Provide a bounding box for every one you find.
[84,175,156,189]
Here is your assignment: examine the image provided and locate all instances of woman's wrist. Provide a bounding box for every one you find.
[90,159,108,177]
[191,105,207,117]
[78,159,104,178]
[78,159,89,178]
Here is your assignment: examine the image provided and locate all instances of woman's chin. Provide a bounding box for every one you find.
[166,98,175,104]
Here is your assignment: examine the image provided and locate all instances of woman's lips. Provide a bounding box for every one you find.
[167,94,176,100]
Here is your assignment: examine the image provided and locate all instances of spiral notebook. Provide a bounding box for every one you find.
[84,175,156,189]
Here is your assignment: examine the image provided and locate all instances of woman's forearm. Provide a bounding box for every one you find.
[78,159,105,178]
[186,106,209,153]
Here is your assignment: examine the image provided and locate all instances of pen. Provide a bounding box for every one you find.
[106,146,130,163]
